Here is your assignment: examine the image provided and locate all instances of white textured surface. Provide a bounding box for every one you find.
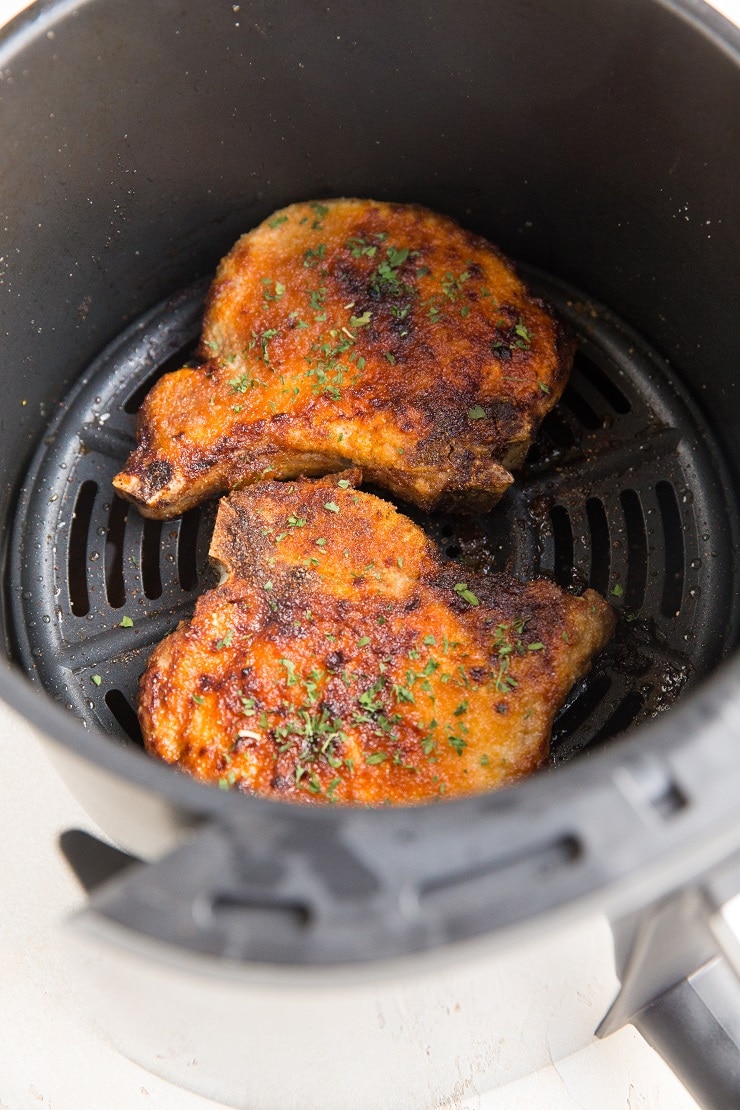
[0,0,736,1105]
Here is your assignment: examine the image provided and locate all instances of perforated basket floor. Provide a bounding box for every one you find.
[9,270,739,765]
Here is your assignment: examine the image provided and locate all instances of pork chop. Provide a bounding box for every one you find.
[138,473,615,804]
[114,199,575,519]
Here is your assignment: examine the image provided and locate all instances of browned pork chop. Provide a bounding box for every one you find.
[138,473,615,804]
[114,199,574,519]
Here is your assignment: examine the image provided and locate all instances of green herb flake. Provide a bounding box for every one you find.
[453,582,480,607]
[365,752,389,765]
[315,537,327,547]
[611,583,624,597]
[215,629,234,650]
[337,479,350,489]
[324,501,340,513]
[311,202,329,220]
[120,615,134,628]
[467,405,486,420]
[262,278,286,302]
[537,380,551,394]
[303,243,327,268]
[279,658,298,686]
[350,310,372,328]
[393,684,415,704]
[91,674,102,687]
[514,319,532,347]
[269,215,289,228]
[358,636,371,647]
[191,694,205,705]
[423,634,437,646]
[385,352,397,365]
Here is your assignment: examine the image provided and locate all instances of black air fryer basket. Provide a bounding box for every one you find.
[1,0,740,1105]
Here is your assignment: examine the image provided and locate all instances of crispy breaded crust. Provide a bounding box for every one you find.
[114,199,574,518]
[138,473,615,804]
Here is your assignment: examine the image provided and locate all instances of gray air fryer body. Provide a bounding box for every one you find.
[1,0,740,1106]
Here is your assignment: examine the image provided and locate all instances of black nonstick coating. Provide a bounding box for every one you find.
[9,266,739,767]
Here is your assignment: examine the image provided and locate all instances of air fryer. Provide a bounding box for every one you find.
[1,0,739,1106]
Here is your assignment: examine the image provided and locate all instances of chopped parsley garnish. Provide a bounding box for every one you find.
[514,319,532,348]
[308,286,327,311]
[467,405,486,420]
[262,277,285,302]
[441,269,470,301]
[453,582,480,606]
[346,235,377,259]
[303,243,327,268]
[365,752,388,765]
[279,658,298,685]
[249,327,278,364]
[370,245,413,298]
[392,684,415,704]
[268,215,289,228]
[120,615,134,628]
[386,246,409,268]
[229,374,253,393]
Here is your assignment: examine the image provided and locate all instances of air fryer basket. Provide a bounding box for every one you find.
[1,0,740,1105]
[9,271,738,756]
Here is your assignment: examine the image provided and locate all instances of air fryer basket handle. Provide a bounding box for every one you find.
[600,857,740,1108]
[634,957,740,1110]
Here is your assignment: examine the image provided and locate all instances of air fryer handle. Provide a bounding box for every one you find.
[634,957,740,1109]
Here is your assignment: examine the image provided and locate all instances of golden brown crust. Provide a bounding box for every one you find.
[138,474,615,804]
[114,199,575,518]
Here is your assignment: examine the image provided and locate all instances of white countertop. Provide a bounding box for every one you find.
[1,0,737,1106]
